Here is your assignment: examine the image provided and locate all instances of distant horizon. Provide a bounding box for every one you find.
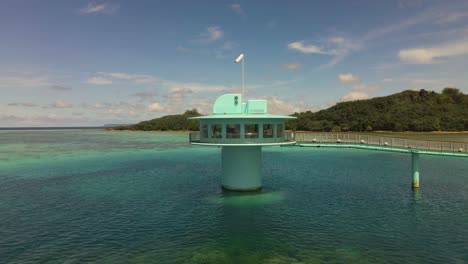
[0,124,133,129]
[0,126,104,130]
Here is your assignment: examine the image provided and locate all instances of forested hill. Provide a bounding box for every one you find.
[288,88,468,132]
[111,109,201,131]
[110,88,467,132]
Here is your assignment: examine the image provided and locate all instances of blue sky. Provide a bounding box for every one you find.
[1,0,468,126]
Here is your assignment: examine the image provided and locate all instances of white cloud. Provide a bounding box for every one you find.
[86,76,113,85]
[0,76,50,87]
[51,100,73,108]
[50,85,72,91]
[86,72,159,85]
[104,72,133,80]
[79,2,118,15]
[8,102,37,107]
[207,26,223,41]
[382,78,393,82]
[229,4,245,16]
[340,92,369,102]
[94,103,111,109]
[176,46,191,52]
[411,79,441,84]
[0,114,25,123]
[163,88,193,107]
[163,81,231,93]
[435,12,468,24]
[398,0,424,9]
[104,72,158,84]
[352,84,381,92]
[187,99,213,114]
[288,37,361,67]
[130,91,158,102]
[249,78,301,90]
[329,37,345,43]
[221,41,238,50]
[261,96,311,114]
[0,114,91,127]
[283,62,303,70]
[398,37,468,63]
[287,41,326,54]
[287,2,468,67]
[82,101,147,117]
[147,102,165,112]
[338,73,360,84]
[103,108,141,118]
[198,26,224,42]
[364,2,468,40]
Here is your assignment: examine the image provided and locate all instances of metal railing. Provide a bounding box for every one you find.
[291,132,467,153]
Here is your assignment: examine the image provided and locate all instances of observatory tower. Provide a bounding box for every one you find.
[189,94,296,191]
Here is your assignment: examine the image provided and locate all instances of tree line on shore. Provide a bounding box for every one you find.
[112,88,468,132]
[111,109,201,131]
[288,88,468,132]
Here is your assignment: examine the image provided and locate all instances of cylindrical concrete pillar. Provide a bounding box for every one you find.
[411,152,420,189]
[221,146,262,191]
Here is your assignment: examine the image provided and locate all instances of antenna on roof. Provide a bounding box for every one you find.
[234,53,245,102]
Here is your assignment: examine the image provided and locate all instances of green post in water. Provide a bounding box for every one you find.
[412,152,420,189]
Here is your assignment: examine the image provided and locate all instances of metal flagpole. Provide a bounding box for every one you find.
[242,56,244,102]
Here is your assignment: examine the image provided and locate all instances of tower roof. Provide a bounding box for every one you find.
[189,94,296,120]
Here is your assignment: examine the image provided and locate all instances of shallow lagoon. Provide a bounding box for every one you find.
[0,130,467,263]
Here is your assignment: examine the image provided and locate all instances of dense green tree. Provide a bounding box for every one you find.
[286,88,467,132]
[111,109,201,131]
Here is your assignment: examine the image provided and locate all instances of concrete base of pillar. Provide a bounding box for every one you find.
[221,146,262,191]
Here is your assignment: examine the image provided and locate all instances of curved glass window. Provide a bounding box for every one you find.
[244,124,259,138]
[202,124,208,138]
[226,124,240,138]
[277,124,284,138]
[263,124,274,138]
[211,124,223,138]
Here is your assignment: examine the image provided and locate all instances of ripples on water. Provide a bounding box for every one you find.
[0,130,467,263]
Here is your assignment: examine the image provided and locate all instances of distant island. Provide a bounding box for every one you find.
[111,109,201,131]
[110,88,468,132]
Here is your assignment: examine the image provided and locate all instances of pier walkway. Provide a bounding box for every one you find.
[190,131,467,188]
[289,132,467,189]
[290,132,468,157]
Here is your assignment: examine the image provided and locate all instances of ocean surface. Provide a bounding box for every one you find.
[0,130,467,264]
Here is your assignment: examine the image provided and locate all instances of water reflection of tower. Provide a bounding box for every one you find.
[189,94,296,191]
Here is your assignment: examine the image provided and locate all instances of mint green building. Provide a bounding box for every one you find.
[189,94,296,191]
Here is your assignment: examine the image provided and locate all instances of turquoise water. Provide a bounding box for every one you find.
[1,130,468,263]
